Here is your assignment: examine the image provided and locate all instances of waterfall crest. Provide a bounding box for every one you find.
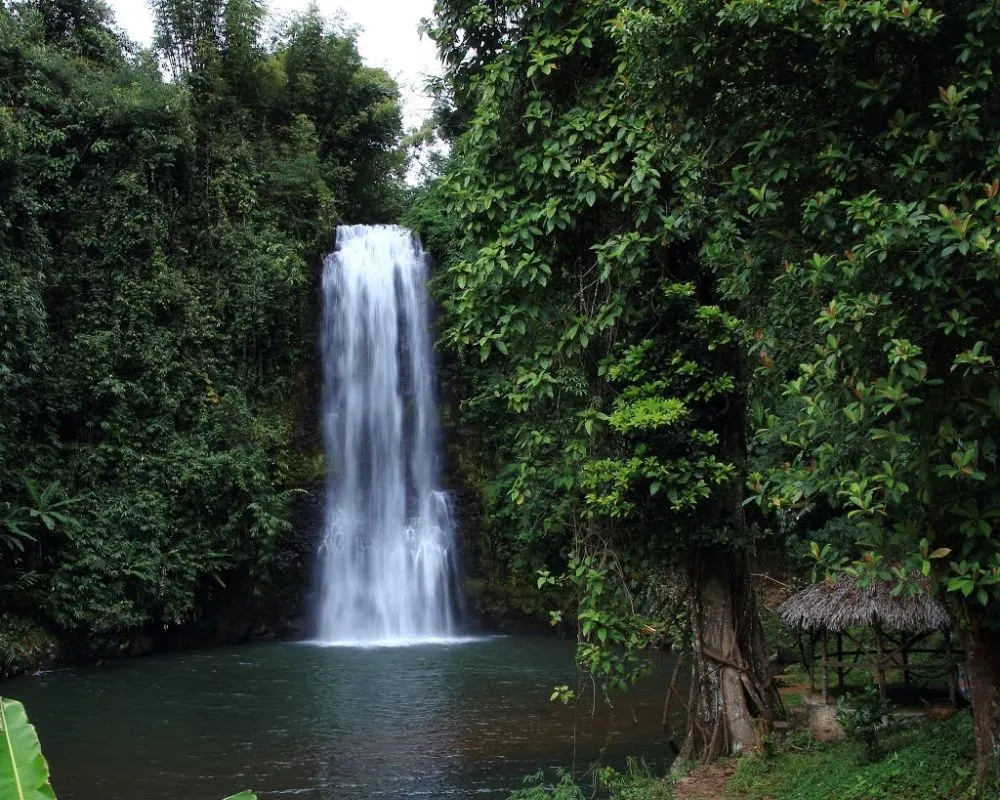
[315,224,459,645]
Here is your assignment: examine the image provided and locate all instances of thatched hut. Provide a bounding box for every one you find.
[778,576,956,704]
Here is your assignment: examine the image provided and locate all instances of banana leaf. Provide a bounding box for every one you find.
[0,698,56,800]
[0,696,255,800]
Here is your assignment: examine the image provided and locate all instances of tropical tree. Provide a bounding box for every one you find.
[420,0,779,761]
[612,0,1000,777]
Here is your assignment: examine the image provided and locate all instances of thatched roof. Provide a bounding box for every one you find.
[778,576,952,633]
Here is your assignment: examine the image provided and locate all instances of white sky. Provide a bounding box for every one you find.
[107,0,440,127]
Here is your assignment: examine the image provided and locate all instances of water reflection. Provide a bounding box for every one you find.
[5,637,677,800]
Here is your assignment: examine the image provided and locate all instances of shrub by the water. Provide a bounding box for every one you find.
[0,617,58,678]
[507,762,674,800]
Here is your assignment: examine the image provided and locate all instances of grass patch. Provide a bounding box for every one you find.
[782,691,806,708]
[729,713,991,800]
[606,776,675,800]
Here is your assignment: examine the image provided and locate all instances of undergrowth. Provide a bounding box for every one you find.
[508,760,674,800]
[509,714,992,800]
[729,713,991,800]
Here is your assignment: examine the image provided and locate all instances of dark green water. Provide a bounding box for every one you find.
[4,636,674,800]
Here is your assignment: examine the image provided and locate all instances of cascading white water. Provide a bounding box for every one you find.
[315,224,458,645]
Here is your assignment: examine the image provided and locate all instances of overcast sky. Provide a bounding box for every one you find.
[107,0,440,127]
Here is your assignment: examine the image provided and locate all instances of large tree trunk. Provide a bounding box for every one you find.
[675,326,780,762]
[965,616,1000,781]
[679,548,781,763]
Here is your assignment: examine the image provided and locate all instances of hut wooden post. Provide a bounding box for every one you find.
[821,628,830,703]
[874,625,887,706]
[902,644,910,685]
[805,630,815,694]
[836,631,845,690]
[946,630,957,707]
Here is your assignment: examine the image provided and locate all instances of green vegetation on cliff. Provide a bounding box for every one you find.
[0,0,404,669]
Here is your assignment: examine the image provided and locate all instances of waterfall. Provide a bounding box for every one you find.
[314,224,459,645]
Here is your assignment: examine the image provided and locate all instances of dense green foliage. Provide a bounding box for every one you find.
[411,0,786,764]
[609,0,1000,769]
[613,0,1000,627]
[415,0,767,696]
[0,0,404,663]
[414,0,1000,772]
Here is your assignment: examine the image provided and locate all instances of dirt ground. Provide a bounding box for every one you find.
[671,762,736,800]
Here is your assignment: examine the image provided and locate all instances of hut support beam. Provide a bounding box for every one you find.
[945,631,957,707]
[798,631,815,694]
[821,629,829,703]
[836,632,844,690]
[874,626,887,707]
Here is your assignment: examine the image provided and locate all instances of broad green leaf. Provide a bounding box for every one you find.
[0,698,56,800]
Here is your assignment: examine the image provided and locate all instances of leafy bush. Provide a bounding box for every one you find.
[508,762,673,800]
[837,684,890,764]
[508,771,585,800]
